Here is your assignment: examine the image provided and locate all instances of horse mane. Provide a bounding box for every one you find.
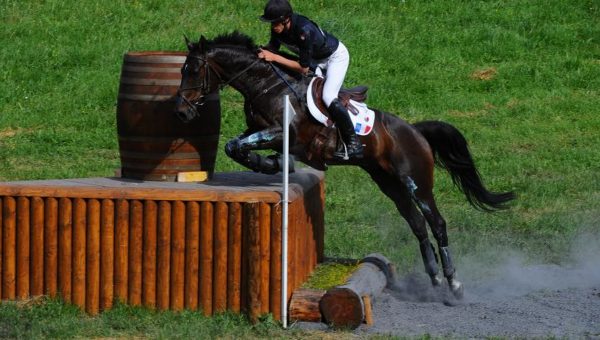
[208,31,257,52]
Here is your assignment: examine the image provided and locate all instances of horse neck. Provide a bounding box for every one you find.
[209,48,274,99]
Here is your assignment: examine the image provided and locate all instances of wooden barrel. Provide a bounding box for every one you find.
[117,51,221,181]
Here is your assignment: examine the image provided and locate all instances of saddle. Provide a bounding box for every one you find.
[310,77,369,122]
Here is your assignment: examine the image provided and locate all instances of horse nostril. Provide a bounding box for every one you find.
[175,110,191,123]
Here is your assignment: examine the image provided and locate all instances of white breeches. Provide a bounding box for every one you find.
[315,42,350,107]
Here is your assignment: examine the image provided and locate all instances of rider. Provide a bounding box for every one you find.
[257,0,364,160]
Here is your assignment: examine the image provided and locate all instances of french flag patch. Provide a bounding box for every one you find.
[355,123,362,133]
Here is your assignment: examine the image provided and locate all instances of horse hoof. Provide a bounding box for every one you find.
[431,275,443,287]
[449,280,464,300]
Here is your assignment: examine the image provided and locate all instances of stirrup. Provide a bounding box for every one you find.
[334,142,351,161]
[333,141,363,160]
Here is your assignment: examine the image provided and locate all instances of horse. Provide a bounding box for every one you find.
[175,32,515,298]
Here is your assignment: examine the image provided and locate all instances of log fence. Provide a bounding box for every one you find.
[0,170,324,320]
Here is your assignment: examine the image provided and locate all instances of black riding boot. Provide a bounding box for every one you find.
[328,99,364,160]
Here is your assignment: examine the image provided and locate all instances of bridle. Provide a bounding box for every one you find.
[177,54,260,115]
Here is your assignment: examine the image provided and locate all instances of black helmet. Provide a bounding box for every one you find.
[260,0,293,23]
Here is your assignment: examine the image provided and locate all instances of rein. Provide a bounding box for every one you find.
[178,52,303,116]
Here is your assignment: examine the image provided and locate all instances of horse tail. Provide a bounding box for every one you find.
[412,120,515,211]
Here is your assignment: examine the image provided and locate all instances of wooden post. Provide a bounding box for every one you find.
[363,295,373,326]
[16,196,30,300]
[199,201,213,315]
[72,198,87,309]
[213,201,228,313]
[320,253,394,329]
[58,198,72,303]
[184,201,200,310]
[2,197,16,300]
[86,199,101,315]
[44,197,58,297]
[31,197,45,296]
[170,200,186,311]
[100,199,114,310]
[289,288,326,322]
[142,200,157,309]
[269,203,282,320]
[128,200,143,306]
[226,202,242,312]
[259,202,270,315]
[114,199,129,302]
[156,201,171,310]
[245,202,261,323]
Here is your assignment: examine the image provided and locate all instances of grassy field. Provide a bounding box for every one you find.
[1,0,599,337]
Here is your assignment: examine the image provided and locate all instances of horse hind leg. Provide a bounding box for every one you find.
[404,175,464,299]
[366,169,442,287]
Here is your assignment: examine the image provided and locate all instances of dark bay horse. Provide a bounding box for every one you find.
[175,32,515,298]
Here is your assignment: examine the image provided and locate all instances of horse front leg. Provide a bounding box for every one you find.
[224,127,294,175]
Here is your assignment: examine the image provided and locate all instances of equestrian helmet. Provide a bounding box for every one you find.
[260,0,293,23]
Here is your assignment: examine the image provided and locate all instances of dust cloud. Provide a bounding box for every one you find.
[388,232,600,303]
[462,233,600,301]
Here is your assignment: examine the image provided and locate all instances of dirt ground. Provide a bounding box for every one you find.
[359,273,600,338]
[297,237,600,338]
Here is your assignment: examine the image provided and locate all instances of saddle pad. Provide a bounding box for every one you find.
[307,77,375,136]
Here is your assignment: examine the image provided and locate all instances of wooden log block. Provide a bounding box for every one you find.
[100,199,114,310]
[58,198,72,303]
[176,171,208,182]
[289,288,326,322]
[44,197,58,297]
[31,197,44,296]
[320,253,395,329]
[259,202,270,315]
[213,201,228,313]
[16,196,30,300]
[142,200,157,309]
[226,202,242,312]
[363,295,373,326]
[199,201,213,315]
[170,200,185,311]
[156,201,171,310]
[86,199,101,315]
[72,198,87,309]
[269,203,282,320]
[128,200,143,306]
[245,202,261,323]
[114,199,129,302]
[184,201,200,310]
[240,203,249,315]
[2,197,16,300]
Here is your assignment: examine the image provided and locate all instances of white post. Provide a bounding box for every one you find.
[281,95,292,328]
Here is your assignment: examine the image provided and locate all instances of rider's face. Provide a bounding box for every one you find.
[271,18,289,34]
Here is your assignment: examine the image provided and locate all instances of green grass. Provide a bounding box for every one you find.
[0,297,291,339]
[1,0,599,337]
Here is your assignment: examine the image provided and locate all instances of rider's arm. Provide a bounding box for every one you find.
[258,49,310,75]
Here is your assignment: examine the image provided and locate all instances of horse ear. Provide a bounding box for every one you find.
[184,34,193,51]
[199,35,208,53]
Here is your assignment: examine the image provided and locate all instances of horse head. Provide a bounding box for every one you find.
[175,35,220,123]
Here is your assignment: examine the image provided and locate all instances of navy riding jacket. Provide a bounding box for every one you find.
[265,13,340,71]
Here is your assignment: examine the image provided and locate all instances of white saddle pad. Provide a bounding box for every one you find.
[307,77,375,136]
